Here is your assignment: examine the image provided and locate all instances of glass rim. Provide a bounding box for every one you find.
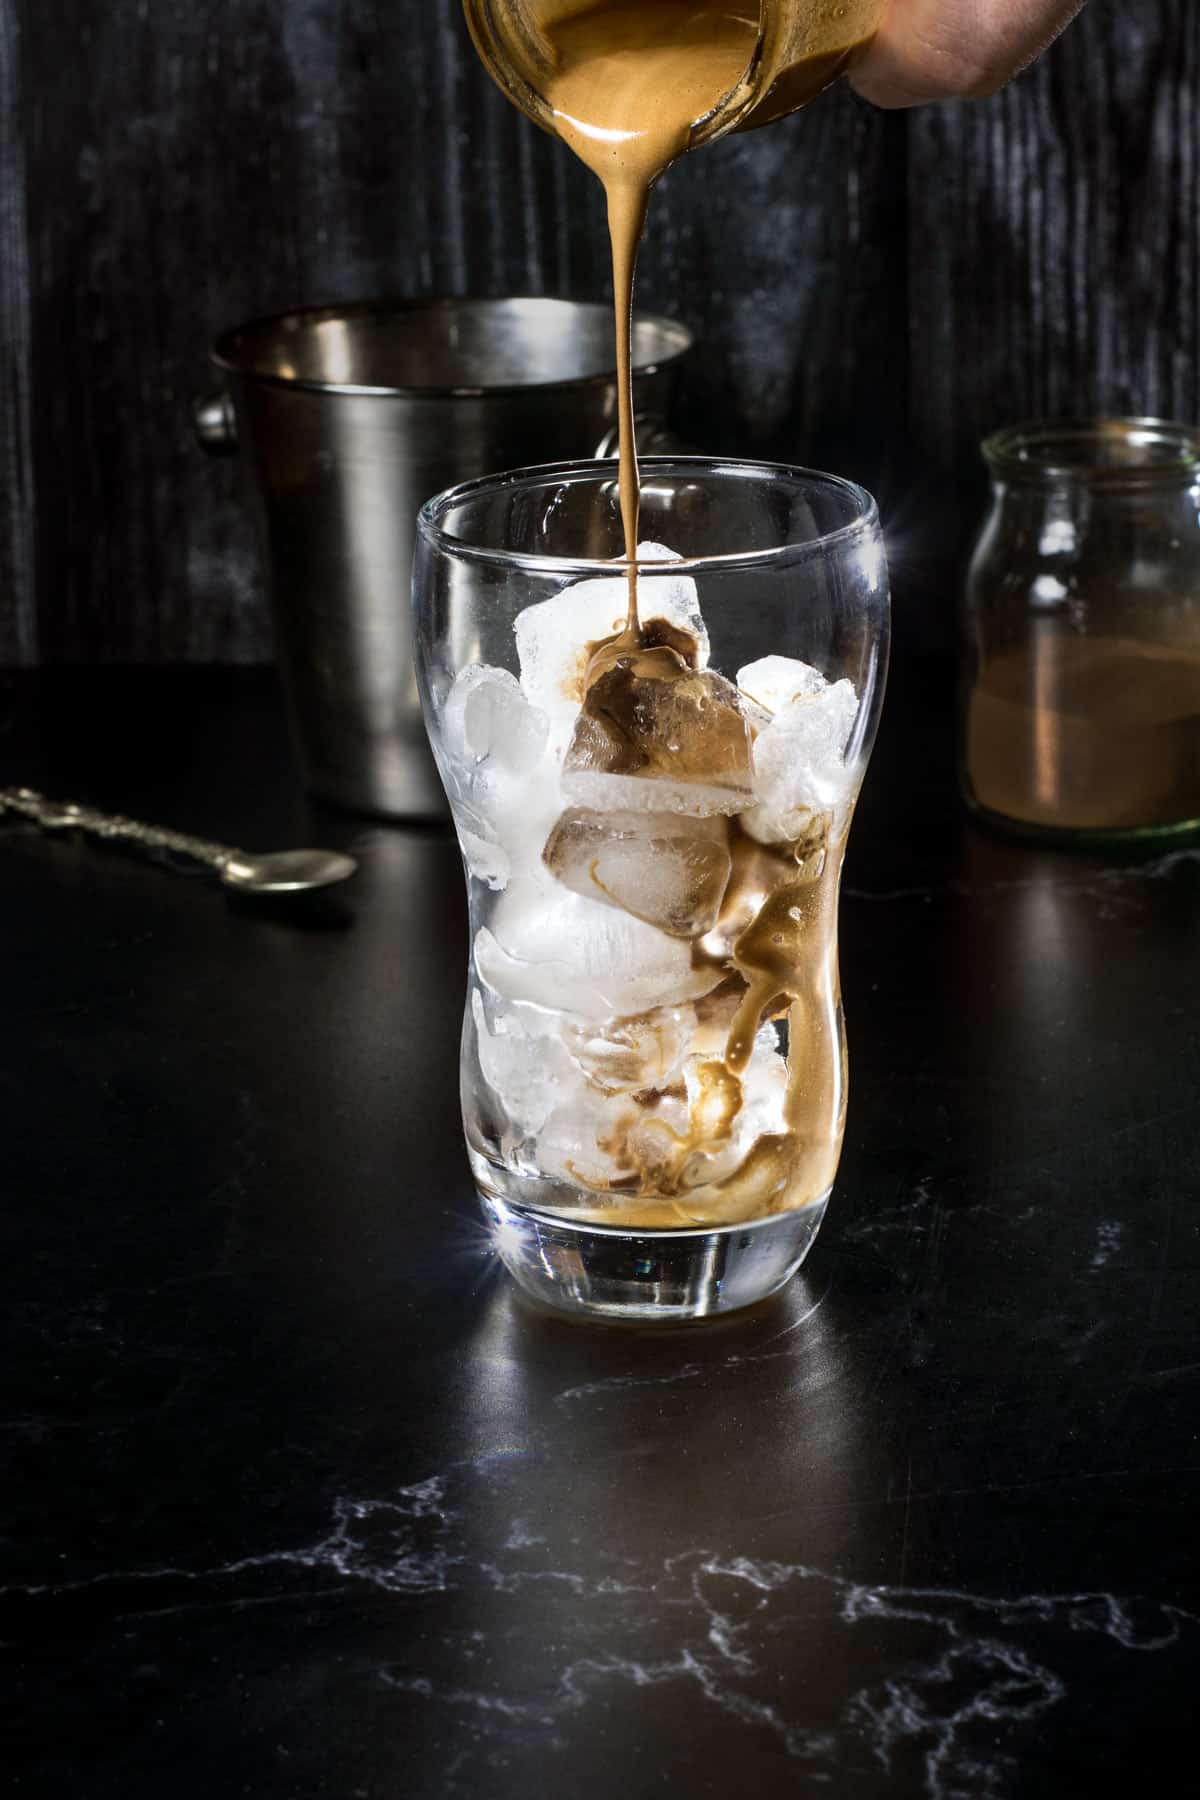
[982,417,1200,487]
[416,456,881,575]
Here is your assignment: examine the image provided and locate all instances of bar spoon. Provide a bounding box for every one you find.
[0,786,357,895]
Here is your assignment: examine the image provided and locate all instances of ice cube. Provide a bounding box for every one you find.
[737,1020,791,1132]
[737,655,828,716]
[443,664,548,774]
[536,1018,790,1198]
[440,664,556,886]
[459,828,510,892]
[478,984,691,1189]
[675,1023,790,1189]
[533,1088,638,1189]
[563,1003,695,1093]
[471,985,664,1191]
[536,1078,694,1191]
[514,543,709,756]
[561,660,755,817]
[475,867,722,1022]
[560,770,749,817]
[543,806,731,939]
[471,988,578,1138]
[741,677,859,845]
[638,540,697,573]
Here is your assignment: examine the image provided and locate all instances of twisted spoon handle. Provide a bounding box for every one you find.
[0,786,241,875]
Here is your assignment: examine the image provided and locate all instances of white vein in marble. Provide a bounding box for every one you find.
[4,1462,1194,1798]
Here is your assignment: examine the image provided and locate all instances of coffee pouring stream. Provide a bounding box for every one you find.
[427,2,892,1297]
[461,0,887,637]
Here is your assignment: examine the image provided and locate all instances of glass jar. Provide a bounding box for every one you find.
[462,0,887,146]
[962,419,1200,845]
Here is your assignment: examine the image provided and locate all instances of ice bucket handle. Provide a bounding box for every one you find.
[192,391,239,455]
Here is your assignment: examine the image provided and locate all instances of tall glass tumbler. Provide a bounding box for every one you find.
[414,459,889,1321]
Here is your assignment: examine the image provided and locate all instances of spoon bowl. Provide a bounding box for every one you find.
[220,849,359,894]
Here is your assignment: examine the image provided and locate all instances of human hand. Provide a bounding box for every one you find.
[851,0,1086,107]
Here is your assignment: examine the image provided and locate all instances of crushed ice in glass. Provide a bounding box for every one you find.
[441,545,860,1220]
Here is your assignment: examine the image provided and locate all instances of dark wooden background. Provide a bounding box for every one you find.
[0,0,1196,663]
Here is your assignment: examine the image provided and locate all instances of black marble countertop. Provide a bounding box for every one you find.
[3,662,1197,1798]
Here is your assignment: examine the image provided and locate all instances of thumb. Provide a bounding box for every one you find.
[849,0,1087,109]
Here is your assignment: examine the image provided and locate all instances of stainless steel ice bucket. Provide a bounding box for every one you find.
[194,297,693,817]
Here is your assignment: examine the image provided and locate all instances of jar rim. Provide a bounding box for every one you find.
[982,418,1200,487]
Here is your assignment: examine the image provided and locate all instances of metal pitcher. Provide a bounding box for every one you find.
[194,297,693,818]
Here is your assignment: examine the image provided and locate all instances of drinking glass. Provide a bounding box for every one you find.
[414,458,889,1321]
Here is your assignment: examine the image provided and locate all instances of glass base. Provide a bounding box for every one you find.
[473,1168,830,1323]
